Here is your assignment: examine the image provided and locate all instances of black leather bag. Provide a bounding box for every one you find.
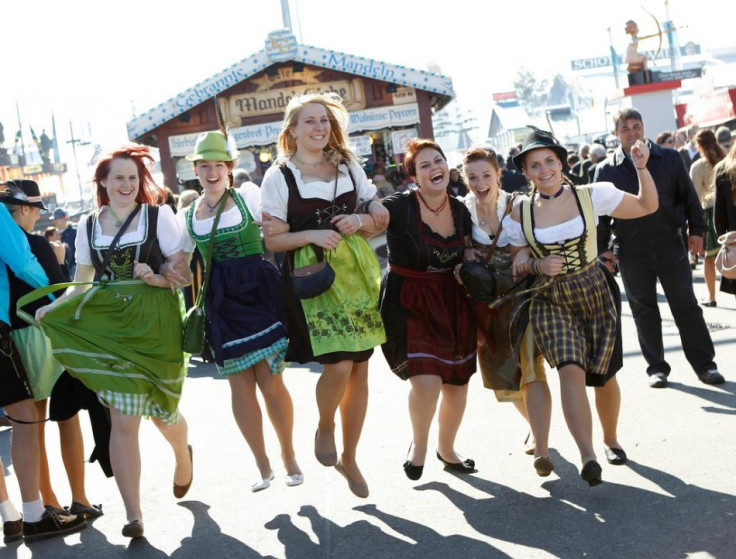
[292,259,336,299]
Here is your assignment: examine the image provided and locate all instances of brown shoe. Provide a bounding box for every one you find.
[122,520,144,539]
[173,445,193,499]
[533,456,554,477]
[334,460,369,499]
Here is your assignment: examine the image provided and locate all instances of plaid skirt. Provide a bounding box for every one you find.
[529,261,618,384]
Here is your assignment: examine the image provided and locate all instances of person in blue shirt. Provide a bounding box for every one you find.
[0,181,87,542]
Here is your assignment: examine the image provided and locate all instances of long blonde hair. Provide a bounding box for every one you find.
[714,142,736,202]
[277,92,357,165]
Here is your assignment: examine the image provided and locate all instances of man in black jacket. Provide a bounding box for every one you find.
[594,108,724,388]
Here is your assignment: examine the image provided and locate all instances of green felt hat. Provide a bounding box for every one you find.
[186,131,237,162]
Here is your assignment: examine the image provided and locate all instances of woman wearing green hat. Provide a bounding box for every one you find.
[261,92,388,498]
[503,128,658,486]
[35,144,193,538]
[181,130,302,492]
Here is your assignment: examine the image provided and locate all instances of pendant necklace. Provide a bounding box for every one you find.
[416,191,449,217]
[203,191,227,214]
[538,185,565,200]
[107,205,136,228]
[292,153,324,168]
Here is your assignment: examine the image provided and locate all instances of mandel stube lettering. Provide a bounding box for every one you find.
[223,80,366,125]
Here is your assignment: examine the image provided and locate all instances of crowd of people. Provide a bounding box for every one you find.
[0,93,733,546]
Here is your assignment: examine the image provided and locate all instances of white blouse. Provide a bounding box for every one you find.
[503,183,624,247]
[76,204,184,265]
[459,189,519,248]
[260,158,377,222]
[178,185,262,252]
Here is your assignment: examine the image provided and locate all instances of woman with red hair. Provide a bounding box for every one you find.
[36,144,193,539]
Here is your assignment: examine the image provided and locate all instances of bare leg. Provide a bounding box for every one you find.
[35,400,62,509]
[4,400,40,503]
[338,360,369,484]
[227,369,271,479]
[407,375,441,466]
[109,408,142,522]
[437,383,470,463]
[254,362,301,476]
[595,377,622,450]
[558,364,596,464]
[525,381,552,459]
[58,415,93,507]
[314,361,352,465]
[704,256,717,303]
[151,414,192,488]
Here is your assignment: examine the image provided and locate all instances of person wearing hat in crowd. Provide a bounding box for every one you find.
[261,92,388,498]
[0,180,87,543]
[595,108,725,389]
[35,145,193,539]
[503,126,658,486]
[180,130,303,492]
[52,207,77,277]
[716,126,733,152]
[2,179,105,524]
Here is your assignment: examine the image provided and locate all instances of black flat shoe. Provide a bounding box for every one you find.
[68,502,103,520]
[581,460,603,486]
[436,451,476,473]
[604,447,628,465]
[403,443,424,480]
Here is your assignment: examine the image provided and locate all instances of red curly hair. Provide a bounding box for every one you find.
[93,144,160,208]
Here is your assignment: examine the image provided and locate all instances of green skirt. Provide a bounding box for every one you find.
[295,234,386,357]
[10,326,64,401]
[39,280,187,423]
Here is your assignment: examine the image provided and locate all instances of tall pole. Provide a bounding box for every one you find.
[15,100,26,167]
[51,112,60,164]
[607,27,621,90]
[280,0,292,30]
[67,122,89,203]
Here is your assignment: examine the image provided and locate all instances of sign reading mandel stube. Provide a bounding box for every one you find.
[221,79,366,127]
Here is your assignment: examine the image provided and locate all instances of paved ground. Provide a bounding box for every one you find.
[1,266,734,558]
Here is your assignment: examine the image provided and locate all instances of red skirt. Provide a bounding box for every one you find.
[380,264,477,385]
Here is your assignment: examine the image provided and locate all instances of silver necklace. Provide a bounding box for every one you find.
[202,191,227,214]
[292,153,324,168]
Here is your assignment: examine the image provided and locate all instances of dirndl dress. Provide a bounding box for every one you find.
[513,186,623,386]
[39,204,187,423]
[379,191,477,385]
[276,164,385,365]
[184,188,288,376]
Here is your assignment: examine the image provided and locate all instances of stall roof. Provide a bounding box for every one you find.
[127,31,455,141]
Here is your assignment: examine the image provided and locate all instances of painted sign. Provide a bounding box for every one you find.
[350,135,373,157]
[265,30,298,63]
[391,128,418,155]
[392,87,417,105]
[221,79,366,125]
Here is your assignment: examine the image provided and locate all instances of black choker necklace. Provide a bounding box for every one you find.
[538,186,565,200]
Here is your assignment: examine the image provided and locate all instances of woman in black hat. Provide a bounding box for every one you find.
[503,128,658,485]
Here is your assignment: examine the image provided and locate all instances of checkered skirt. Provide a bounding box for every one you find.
[529,261,617,380]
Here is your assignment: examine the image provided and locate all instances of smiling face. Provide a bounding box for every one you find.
[194,160,231,193]
[290,102,330,154]
[615,117,645,153]
[101,157,139,208]
[463,159,499,203]
[412,148,449,192]
[522,148,563,190]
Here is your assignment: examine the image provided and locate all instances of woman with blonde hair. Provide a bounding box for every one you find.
[713,142,736,296]
[261,92,388,498]
[690,129,726,306]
